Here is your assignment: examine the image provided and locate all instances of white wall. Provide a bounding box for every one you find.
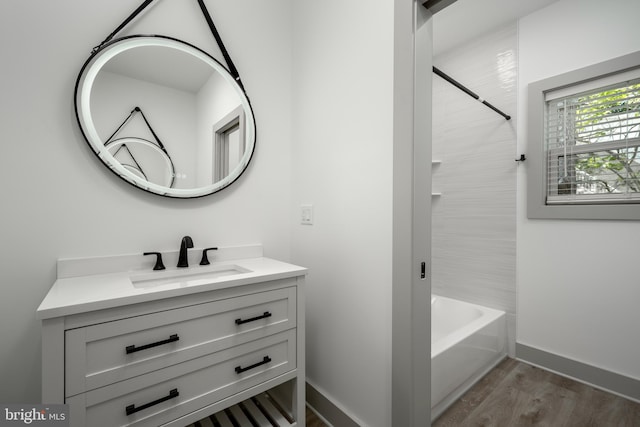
[291,0,395,425]
[517,0,640,380]
[0,0,293,403]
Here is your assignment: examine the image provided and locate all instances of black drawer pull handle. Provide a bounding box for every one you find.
[235,356,271,374]
[126,388,179,416]
[126,334,179,354]
[235,311,272,325]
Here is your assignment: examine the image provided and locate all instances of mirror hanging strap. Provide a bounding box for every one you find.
[104,107,175,188]
[92,0,156,53]
[91,0,245,91]
[111,145,149,182]
[105,107,170,157]
[195,0,244,91]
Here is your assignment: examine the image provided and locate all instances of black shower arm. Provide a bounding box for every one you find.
[433,66,511,121]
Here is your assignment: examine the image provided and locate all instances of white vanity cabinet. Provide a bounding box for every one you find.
[38,252,306,427]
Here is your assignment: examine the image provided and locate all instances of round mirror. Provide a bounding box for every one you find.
[75,35,256,198]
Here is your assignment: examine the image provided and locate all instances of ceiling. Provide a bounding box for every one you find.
[433,0,559,56]
[103,44,214,94]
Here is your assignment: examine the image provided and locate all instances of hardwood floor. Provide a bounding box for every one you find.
[433,357,640,427]
[305,358,640,426]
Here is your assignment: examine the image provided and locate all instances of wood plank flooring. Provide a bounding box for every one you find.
[433,357,640,427]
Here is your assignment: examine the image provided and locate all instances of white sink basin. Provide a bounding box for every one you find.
[131,265,251,289]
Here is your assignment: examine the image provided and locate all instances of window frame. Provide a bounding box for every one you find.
[527,50,640,220]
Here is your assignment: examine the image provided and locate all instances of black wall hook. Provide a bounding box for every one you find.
[515,154,526,162]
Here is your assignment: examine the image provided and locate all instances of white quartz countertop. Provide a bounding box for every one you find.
[37,256,307,320]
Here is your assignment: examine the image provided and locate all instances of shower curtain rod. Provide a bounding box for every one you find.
[432,66,511,121]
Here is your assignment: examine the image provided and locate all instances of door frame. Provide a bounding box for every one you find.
[392,1,455,425]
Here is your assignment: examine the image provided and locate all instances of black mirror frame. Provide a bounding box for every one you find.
[74,35,257,199]
[73,0,256,199]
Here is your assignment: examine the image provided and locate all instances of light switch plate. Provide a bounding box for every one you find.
[301,204,313,225]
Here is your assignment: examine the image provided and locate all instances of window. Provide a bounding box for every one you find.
[546,76,640,204]
[527,51,640,220]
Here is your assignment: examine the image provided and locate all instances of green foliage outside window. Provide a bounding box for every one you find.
[573,82,640,194]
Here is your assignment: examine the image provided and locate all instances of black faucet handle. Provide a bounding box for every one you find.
[143,252,166,270]
[200,247,218,265]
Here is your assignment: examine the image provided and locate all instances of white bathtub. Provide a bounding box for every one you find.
[431,295,506,420]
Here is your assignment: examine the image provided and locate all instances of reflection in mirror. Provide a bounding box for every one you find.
[75,35,256,198]
[213,106,245,182]
[105,137,175,188]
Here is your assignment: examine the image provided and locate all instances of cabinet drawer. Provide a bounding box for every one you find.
[65,287,296,396]
[67,330,296,427]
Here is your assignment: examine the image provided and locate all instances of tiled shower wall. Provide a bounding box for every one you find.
[432,24,517,320]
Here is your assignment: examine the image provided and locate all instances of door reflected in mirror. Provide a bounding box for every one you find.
[75,35,256,198]
[213,106,245,182]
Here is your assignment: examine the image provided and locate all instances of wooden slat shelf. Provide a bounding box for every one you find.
[186,392,296,427]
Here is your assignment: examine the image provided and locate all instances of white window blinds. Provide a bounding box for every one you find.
[545,74,640,204]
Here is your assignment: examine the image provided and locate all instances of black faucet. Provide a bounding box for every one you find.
[177,236,194,268]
